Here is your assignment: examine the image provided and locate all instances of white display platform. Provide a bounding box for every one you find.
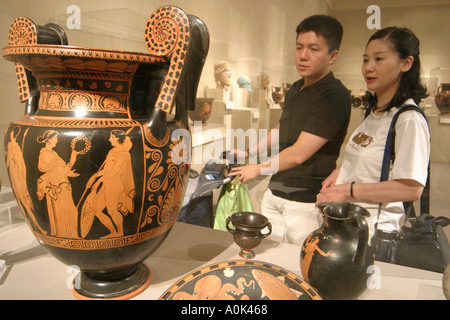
[0,221,445,300]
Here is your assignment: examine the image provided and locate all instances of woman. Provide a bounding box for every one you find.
[37,130,81,238]
[7,127,46,234]
[317,27,430,244]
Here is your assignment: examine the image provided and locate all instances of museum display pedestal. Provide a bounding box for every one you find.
[269,106,283,130]
[230,108,260,131]
[0,221,446,300]
[0,187,23,234]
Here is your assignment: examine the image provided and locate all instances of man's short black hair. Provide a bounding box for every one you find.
[296,15,343,52]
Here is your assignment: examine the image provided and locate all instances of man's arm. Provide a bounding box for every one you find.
[266,131,327,173]
[229,131,327,183]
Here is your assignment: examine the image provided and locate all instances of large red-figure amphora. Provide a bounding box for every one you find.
[2,5,209,299]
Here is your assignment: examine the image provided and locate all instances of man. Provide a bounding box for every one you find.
[229,15,351,244]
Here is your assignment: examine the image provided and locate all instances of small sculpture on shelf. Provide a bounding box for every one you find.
[205,60,234,108]
[237,75,252,92]
[259,72,273,108]
[260,72,270,91]
[214,60,232,89]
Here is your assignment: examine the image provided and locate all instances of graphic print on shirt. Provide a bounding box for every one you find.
[350,132,374,151]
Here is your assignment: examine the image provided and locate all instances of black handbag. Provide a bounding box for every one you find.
[371,105,450,273]
[395,214,450,272]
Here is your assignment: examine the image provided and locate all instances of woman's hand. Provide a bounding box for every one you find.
[317,179,424,205]
[317,167,346,203]
[316,182,352,204]
[321,167,340,190]
[228,164,261,184]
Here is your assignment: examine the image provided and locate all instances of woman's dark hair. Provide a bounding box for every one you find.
[366,27,428,111]
[296,15,343,52]
[37,130,58,144]
[111,129,126,144]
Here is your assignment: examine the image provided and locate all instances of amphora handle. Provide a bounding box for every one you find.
[8,17,67,115]
[144,5,209,118]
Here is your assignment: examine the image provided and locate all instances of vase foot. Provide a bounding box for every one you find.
[239,249,255,259]
[72,263,151,300]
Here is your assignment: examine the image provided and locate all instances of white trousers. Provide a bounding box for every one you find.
[260,189,323,245]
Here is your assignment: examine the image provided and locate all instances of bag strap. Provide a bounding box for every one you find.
[378,104,430,224]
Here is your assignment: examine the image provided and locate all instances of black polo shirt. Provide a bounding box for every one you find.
[269,72,351,202]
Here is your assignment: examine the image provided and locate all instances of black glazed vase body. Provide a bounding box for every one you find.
[3,6,209,299]
[300,202,374,300]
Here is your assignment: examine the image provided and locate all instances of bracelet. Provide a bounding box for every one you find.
[350,181,356,199]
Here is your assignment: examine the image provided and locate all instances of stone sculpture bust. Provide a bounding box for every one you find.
[214,61,232,88]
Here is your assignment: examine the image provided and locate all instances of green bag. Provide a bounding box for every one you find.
[213,177,253,231]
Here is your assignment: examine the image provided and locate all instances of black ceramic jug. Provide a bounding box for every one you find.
[300,202,374,300]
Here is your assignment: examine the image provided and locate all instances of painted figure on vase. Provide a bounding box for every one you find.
[81,129,135,238]
[6,126,46,234]
[36,130,82,238]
